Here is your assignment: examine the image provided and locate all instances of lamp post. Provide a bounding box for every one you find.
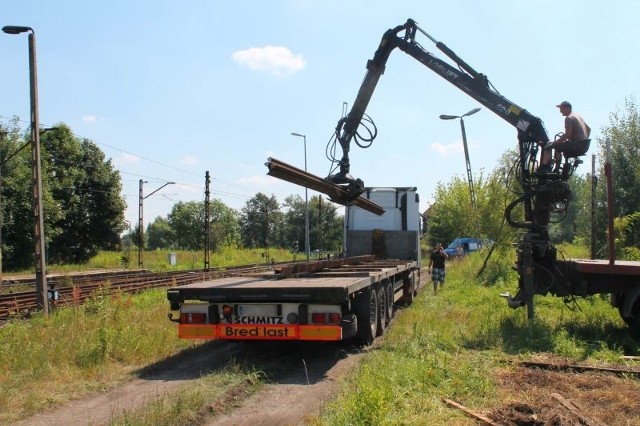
[291,132,310,261]
[3,25,49,314]
[439,107,481,209]
[0,130,6,285]
[138,180,175,267]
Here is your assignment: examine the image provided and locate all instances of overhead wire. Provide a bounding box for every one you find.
[0,114,259,205]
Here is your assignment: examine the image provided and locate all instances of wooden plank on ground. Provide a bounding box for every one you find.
[442,398,499,426]
[551,393,607,426]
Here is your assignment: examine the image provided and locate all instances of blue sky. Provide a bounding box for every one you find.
[3,1,638,228]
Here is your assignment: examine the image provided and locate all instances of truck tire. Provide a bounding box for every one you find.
[618,293,640,336]
[384,280,394,325]
[354,287,378,345]
[403,272,416,305]
[376,285,386,336]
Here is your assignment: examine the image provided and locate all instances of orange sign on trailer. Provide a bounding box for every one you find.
[178,324,343,341]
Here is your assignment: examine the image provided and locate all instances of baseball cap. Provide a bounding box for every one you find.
[556,101,572,108]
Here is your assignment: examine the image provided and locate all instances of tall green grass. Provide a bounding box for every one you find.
[83,247,299,271]
[3,245,639,424]
[4,247,300,276]
[0,289,198,423]
[314,247,640,425]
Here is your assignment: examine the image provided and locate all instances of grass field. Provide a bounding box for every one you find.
[1,245,639,424]
[315,246,640,424]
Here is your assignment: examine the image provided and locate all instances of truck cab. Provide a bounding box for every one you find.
[344,187,421,266]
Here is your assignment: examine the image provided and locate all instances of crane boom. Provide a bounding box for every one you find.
[318,19,588,319]
[328,19,549,189]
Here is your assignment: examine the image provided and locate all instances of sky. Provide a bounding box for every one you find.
[2,1,638,229]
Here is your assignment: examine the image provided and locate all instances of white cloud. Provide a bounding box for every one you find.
[232,45,306,76]
[82,115,97,123]
[180,155,199,166]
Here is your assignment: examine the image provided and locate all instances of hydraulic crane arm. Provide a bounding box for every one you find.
[328,19,549,188]
[266,19,589,321]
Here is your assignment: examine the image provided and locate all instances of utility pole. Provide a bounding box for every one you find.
[138,180,175,267]
[204,171,211,271]
[3,25,49,314]
[591,154,597,260]
[0,130,5,284]
[138,179,145,267]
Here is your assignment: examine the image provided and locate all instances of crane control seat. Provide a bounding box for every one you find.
[556,138,590,179]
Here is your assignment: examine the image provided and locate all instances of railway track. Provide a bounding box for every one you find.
[0,263,282,321]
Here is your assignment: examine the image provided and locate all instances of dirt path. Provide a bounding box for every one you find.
[208,345,366,426]
[13,341,242,426]
[14,338,369,426]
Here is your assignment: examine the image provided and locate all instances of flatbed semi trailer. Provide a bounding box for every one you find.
[168,186,423,345]
[167,255,420,344]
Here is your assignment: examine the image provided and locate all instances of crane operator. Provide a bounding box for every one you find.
[539,101,591,173]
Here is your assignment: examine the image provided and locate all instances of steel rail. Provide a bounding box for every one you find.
[265,157,385,215]
[0,262,293,321]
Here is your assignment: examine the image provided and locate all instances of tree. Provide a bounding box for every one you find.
[614,212,640,260]
[548,173,589,244]
[281,195,306,253]
[147,216,173,250]
[599,97,640,216]
[426,150,522,249]
[167,201,205,250]
[209,199,240,251]
[239,193,282,249]
[594,96,640,255]
[308,195,342,253]
[0,122,125,269]
[43,125,126,264]
[0,118,35,270]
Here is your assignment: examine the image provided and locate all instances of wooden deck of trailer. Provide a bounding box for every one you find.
[168,256,418,304]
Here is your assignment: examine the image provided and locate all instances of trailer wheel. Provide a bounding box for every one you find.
[376,285,386,336]
[618,295,640,336]
[403,272,416,305]
[354,287,378,345]
[384,280,394,325]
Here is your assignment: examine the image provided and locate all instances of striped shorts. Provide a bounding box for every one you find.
[431,268,445,283]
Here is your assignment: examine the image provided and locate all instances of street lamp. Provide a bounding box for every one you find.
[439,107,481,209]
[291,132,310,261]
[3,25,49,314]
[0,130,6,284]
[138,180,175,267]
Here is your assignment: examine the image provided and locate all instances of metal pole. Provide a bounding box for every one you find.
[605,138,615,265]
[590,154,597,259]
[204,171,211,271]
[31,33,48,313]
[459,118,476,209]
[0,131,4,284]
[439,108,480,212]
[291,132,310,261]
[138,180,174,268]
[138,179,144,267]
[303,135,310,261]
[3,26,52,313]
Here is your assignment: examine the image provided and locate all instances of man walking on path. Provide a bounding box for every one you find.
[428,242,448,294]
